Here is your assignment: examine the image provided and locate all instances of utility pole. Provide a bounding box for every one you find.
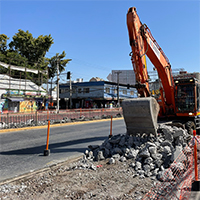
[115,71,122,107]
[8,60,11,96]
[46,70,48,97]
[50,79,53,105]
[56,57,60,113]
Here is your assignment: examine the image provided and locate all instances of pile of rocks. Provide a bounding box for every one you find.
[84,124,192,181]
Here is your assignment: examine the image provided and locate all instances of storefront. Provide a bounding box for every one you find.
[7,97,24,113]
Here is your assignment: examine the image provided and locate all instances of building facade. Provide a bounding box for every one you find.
[59,81,137,109]
[107,70,136,85]
[0,74,47,113]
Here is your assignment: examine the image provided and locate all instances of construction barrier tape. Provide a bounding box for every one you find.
[191,136,200,146]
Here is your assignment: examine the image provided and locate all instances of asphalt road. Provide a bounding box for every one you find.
[0,118,126,182]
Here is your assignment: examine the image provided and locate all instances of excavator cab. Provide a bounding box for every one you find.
[174,77,200,118]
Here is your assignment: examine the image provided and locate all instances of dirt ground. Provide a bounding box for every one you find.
[0,156,156,200]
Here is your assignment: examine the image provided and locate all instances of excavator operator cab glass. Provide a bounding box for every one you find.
[175,83,195,113]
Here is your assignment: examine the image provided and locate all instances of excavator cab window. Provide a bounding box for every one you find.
[175,84,195,112]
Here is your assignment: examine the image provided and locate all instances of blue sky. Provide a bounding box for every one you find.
[0,0,200,83]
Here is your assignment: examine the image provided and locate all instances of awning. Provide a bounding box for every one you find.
[7,97,24,102]
[35,98,43,102]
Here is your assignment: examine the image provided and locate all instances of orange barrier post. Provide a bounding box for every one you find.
[194,130,198,181]
[80,108,82,118]
[44,120,50,156]
[192,129,200,191]
[109,116,113,138]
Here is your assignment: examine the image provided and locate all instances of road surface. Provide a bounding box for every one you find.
[0,118,126,182]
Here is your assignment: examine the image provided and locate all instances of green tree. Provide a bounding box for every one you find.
[0,30,54,85]
[0,34,9,71]
[9,29,53,68]
[0,30,72,88]
[0,34,29,77]
[0,34,9,53]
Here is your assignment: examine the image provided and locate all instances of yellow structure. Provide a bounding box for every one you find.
[19,100,37,112]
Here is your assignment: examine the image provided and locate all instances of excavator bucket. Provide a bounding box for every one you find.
[122,97,160,136]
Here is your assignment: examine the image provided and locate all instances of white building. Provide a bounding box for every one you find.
[107,70,136,85]
[0,74,47,112]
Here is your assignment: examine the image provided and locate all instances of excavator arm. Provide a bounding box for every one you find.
[127,7,176,114]
[122,7,176,136]
[127,7,150,98]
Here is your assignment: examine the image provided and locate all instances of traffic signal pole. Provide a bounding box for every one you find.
[69,73,72,109]
[67,71,72,109]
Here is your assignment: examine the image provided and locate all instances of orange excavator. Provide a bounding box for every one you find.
[122,7,200,135]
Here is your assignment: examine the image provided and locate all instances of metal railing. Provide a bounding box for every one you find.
[0,108,123,129]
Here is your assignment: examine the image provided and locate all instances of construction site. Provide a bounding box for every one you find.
[0,117,200,200]
[0,5,200,200]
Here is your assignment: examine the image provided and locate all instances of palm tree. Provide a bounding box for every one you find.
[47,51,72,105]
[47,51,71,80]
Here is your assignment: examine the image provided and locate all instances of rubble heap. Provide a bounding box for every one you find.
[84,124,192,181]
[0,124,194,200]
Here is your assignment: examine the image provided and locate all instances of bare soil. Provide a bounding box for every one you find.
[0,157,156,200]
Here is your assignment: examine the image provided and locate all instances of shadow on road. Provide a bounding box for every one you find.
[0,136,107,155]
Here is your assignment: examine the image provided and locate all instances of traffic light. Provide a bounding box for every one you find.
[67,71,71,79]
[127,84,130,89]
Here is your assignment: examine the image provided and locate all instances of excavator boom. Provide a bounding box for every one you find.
[123,7,176,135]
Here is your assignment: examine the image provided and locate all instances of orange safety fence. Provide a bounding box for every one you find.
[142,135,200,200]
[0,108,123,128]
